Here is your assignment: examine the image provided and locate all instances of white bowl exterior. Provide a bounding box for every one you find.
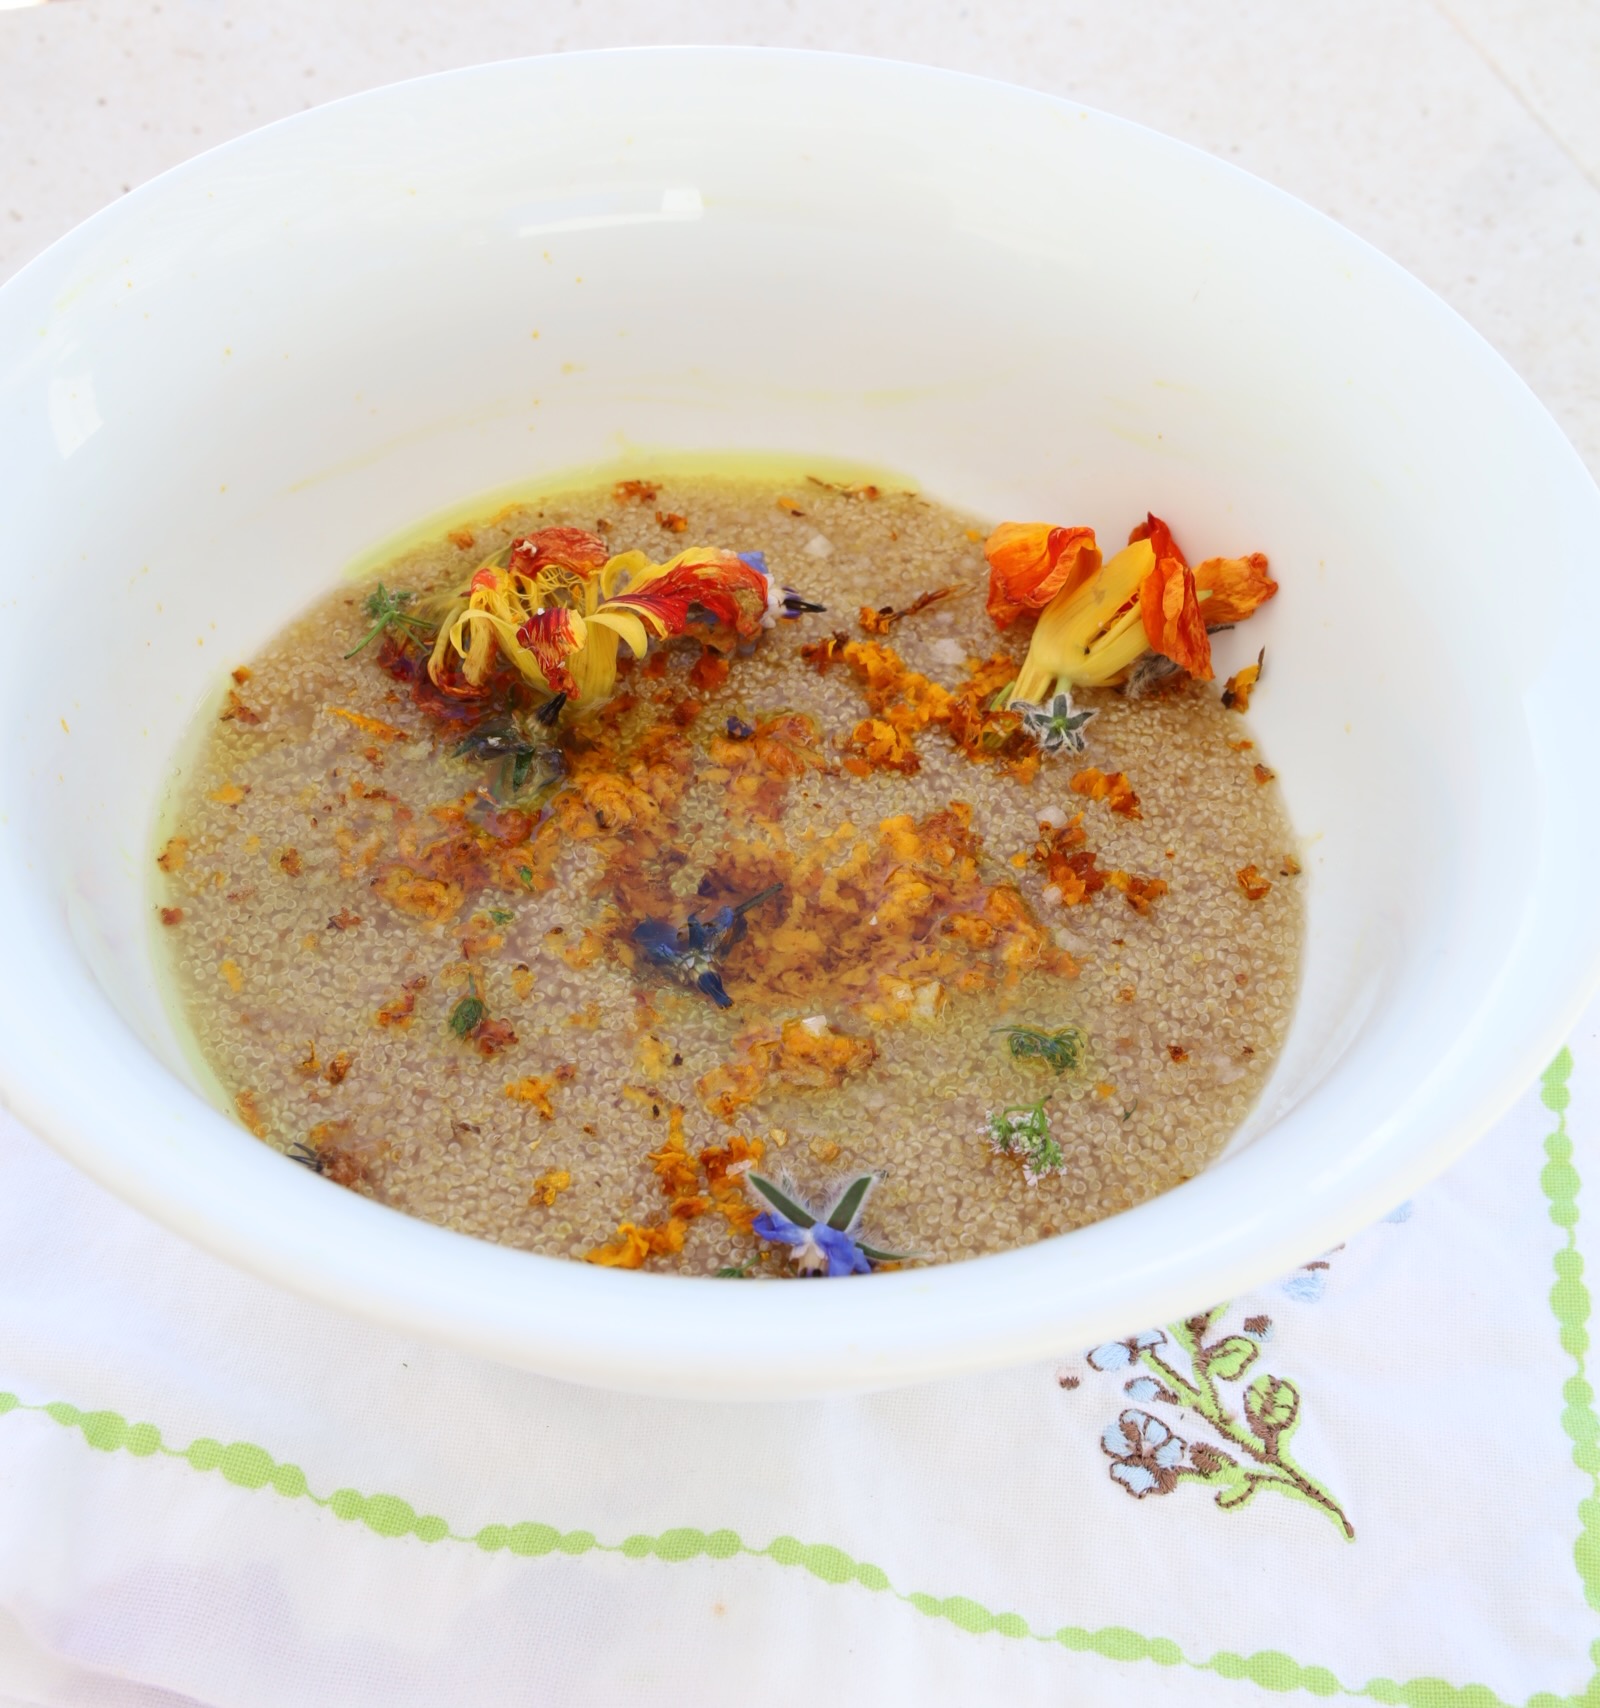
[1,49,1597,1395]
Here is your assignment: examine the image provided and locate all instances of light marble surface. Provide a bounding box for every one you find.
[3,0,1599,482]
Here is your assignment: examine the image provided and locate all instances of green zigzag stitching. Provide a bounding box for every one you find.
[0,1048,1592,1706]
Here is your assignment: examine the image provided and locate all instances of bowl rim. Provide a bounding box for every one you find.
[3,43,1599,1397]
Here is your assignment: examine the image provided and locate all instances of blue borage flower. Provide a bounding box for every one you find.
[630,882,784,1010]
[737,550,827,628]
[1011,691,1097,756]
[746,1171,911,1277]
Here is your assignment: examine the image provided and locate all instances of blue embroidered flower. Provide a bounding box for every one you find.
[1086,1328,1166,1372]
[1123,1374,1166,1403]
[1281,1267,1328,1303]
[1101,1408,1188,1497]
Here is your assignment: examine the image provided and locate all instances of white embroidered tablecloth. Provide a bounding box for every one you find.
[1,993,1596,1707]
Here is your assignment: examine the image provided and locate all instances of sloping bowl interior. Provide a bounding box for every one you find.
[0,48,1596,1396]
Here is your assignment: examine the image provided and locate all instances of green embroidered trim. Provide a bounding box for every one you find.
[0,1047,1591,1704]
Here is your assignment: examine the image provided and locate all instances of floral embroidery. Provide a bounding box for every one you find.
[1102,1408,1188,1497]
[1074,1308,1354,1539]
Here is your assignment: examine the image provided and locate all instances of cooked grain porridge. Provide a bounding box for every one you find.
[154,472,1300,1276]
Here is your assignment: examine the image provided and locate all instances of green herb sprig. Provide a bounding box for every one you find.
[344,583,435,659]
[985,1097,1065,1183]
[995,1024,1088,1075]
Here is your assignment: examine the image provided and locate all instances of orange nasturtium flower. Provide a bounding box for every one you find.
[985,523,1102,629]
[425,529,778,710]
[985,512,1277,721]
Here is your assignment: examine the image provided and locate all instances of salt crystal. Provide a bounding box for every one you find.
[804,534,834,558]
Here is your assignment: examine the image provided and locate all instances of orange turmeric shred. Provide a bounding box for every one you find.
[326,707,409,743]
[1222,649,1265,712]
[1069,768,1142,819]
[1237,865,1272,901]
[528,1169,573,1208]
[504,1064,577,1119]
[585,1217,691,1269]
[1106,870,1170,916]
[697,1019,878,1122]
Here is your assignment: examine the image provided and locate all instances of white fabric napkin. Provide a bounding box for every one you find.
[2,995,1597,1707]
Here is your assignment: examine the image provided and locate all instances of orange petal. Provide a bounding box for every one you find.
[984,523,1101,629]
[509,526,611,576]
[1194,552,1277,625]
[1128,512,1189,568]
[514,607,584,698]
[1138,553,1213,681]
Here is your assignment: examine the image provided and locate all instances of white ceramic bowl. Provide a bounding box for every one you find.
[2,49,1597,1397]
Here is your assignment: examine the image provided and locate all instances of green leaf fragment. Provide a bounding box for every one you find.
[825,1172,878,1232]
[448,996,487,1038]
[746,1173,816,1229]
[486,908,515,926]
[995,1024,1087,1075]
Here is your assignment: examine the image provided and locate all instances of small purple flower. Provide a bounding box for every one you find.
[1086,1328,1166,1372]
[1101,1408,1188,1498]
[752,1211,871,1277]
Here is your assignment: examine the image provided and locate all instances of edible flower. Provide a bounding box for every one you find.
[1016,693,1097,756]
[985,513,1277,716]
[985,524,1102,629]
[985,1097,1065,1184]
[631,882,784,1008]
[425,529,821,714]
[747,1170,908,1276]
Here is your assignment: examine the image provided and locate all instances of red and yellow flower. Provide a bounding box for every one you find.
[425,529,776,710]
